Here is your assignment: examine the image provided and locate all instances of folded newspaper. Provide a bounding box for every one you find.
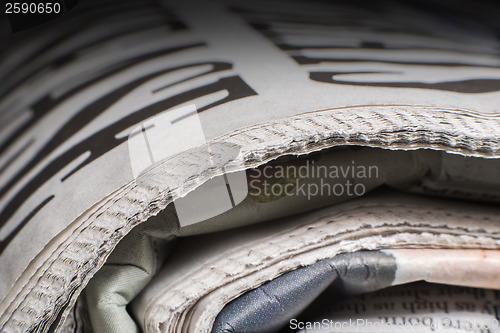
[1,0,500,332]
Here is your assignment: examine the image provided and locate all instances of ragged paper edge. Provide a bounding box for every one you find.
[1,105,500,332]
[141,194,500,332]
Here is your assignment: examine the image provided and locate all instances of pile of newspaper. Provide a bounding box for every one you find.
[0,0,499,332]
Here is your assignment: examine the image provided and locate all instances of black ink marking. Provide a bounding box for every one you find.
[310,71,500,93]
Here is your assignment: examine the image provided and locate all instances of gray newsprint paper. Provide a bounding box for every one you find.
[0,0,500,332]
[131,191,500,333]
[292,282,500,333]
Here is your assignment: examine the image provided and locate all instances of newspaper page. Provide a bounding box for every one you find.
[289,282,500,333]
